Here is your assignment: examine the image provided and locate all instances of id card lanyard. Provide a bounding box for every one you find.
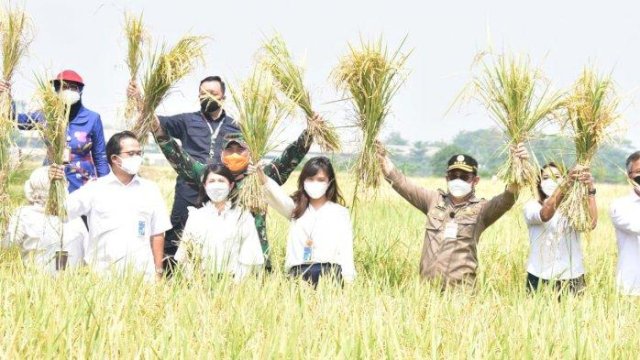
[301,209,319,263]
[203,114,225,159]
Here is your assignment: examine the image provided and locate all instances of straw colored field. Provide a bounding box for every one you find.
[0,162,637,358]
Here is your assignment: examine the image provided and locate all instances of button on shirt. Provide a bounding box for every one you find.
[523,201,584,280]
[3,205,87,274]
[610,191,640,295]
[66,173,172,278]
[263,178,356,282]
[175,202,264,281]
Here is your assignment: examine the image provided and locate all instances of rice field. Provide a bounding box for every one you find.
[0,162,638,358]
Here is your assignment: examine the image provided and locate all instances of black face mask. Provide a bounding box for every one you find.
[200,98,221,114]
[634,175,640,186]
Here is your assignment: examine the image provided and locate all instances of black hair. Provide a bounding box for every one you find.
[199,76,226,95]
[626,151,640,173]
[106,131,138,165]
[196,164,237,208]
[291,157,344,219]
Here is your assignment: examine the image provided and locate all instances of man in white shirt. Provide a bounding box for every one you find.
[610,151,640,295]
[50,131,172,280]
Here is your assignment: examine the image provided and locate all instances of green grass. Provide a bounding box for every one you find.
[1,162,637,358]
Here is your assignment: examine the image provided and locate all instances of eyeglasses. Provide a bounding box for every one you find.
[119,151,143,157]
[447,172,474,182]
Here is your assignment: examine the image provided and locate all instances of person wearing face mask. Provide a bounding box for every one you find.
[523,162,597,294]
[150,114,322,272]
[2,167,87,274]
[377,144,529,288]
[0,70,109,193]
[256,157,354,287]
[128,76,239,268]
[48,131,171,281]
[175,165,263,281]
[610,151,640,296]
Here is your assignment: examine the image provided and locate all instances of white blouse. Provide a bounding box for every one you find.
[175,201,264,281]
[3,205,87,274]
[523,200,584,280]
[263,177,356,282]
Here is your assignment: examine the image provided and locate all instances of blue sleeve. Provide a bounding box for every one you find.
[159,114,184,140]
[14,105,44,130]
[91,115,110,177]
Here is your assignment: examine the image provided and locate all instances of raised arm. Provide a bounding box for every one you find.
[377,151,436,214]
[262,176,295,219]
[264,129,311,185]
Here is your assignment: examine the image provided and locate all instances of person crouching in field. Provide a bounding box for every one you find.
[610,151,640,296]
[3,167,87,273]
[49,131,171,281]
[174,165,264,282]
[256,157,355,288]
[523,162,597,294]
[376,144,529,288]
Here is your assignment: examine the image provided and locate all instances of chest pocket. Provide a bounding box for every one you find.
[456,206,481,239]
[425,211,445,231]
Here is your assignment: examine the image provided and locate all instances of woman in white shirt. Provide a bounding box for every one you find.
[175,165,264,281]
[3,166,87,274]
[523,162,598,294]
[257,156,355,287]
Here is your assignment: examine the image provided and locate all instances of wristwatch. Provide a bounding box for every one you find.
[588,188,597,196]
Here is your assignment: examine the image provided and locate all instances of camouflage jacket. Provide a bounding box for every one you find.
[155,130,312,262]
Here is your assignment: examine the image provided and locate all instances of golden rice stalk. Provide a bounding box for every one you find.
[0,7,31,235]
[559,68,620,232]
[231,69,288,212]
[469,53,564,192]
[333,37,409,190]
[35,76,70,222]
[123,12,147,120]
[132,35,206,145]
[260,34,341,152]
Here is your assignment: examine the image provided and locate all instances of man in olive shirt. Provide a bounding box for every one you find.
[377,144,529,287]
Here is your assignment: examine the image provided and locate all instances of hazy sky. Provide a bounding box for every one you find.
[9,0,640,148]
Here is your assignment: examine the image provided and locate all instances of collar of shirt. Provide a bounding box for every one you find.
[204,201,234,216]
[104,171,141,187]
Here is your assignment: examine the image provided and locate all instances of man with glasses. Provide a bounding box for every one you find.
[49,131,171,280]
[377,144,529,288]
[0,70,109,193]
[610,151,640,296]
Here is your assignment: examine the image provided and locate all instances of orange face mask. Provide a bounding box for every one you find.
[222,153,250,173]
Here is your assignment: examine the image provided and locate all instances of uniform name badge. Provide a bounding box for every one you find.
[303,239,313,263]
[444,222,458,239]
[138,220,147,237]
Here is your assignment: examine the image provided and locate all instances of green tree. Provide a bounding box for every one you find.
[429,144,465,176]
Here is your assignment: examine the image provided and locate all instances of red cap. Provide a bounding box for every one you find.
[52,70,84,86]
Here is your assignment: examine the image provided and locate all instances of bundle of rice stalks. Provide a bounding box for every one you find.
[468,53,564,191]
[0,7,31,234]
[333,37,409,191]
[559,68,620,232]
[132,35,206,145]
[231,69,288,211]
[260,34,341,152]
[123,12,146,121]
[35,76,70,221]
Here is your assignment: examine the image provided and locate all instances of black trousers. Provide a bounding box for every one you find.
[289,263,343,288]
[526,272,586,295]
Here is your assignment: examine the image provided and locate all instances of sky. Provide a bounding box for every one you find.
[9,0,640,149]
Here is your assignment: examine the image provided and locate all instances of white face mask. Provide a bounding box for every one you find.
[60,89,80,106]
[117,155,142,175]
[448,179,473,198]
[206,182,230,203]
[304,180,329,200]
[540,179,559,197]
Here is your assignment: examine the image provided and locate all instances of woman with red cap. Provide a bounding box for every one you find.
[0,70,109,192]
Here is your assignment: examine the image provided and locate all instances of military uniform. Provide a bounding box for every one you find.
[384,154,516,287]
[154,130,312,268]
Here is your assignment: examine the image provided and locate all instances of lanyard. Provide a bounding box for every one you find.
[202,114,225,159]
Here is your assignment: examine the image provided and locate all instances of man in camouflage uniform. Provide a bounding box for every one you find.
[152,116,317,270]
[377,144,529,288]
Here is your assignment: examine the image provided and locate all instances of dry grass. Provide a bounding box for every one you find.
[123,12,147,122]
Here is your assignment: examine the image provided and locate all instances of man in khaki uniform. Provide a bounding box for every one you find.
[377,144,529,287]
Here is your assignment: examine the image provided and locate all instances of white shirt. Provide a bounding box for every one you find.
[175,201,264,281]
[263,177,356,282]
[610,191,640,296]
[523,201,584,280]
[3,205,87,274]
[66,172,172,279]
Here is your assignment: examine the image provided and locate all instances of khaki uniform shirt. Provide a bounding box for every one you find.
[386,168,516,286]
